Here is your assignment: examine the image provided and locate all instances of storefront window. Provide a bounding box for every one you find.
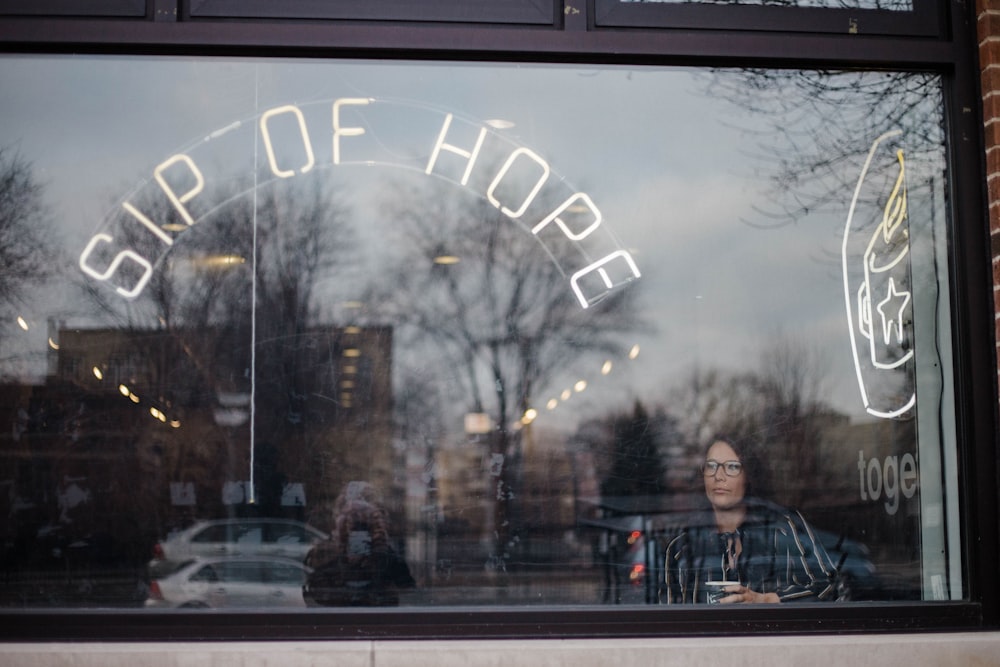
[0,56,958,611]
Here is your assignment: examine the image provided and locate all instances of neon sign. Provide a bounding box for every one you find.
[78,98,641,308]
[842,129,915,419]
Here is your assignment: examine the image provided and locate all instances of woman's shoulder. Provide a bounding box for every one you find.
[743,498,815,530]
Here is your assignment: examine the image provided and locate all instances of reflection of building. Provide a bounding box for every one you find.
[807,415,921,597]
[0,322,399,568]
[433,436,492,567]
[431,424,593,571]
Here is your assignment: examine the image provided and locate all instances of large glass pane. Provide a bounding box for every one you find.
[0,56,957,609]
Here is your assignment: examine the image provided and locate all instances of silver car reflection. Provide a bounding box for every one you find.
[145,556,312,608]
[149,518,326,577]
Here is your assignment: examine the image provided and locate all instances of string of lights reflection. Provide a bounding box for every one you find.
[18,312,637,433]
[80,340,363,430]
[513,342,641,431]
[18,314,184,430]
[105,372,182,429]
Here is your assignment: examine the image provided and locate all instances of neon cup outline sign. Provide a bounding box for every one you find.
[78,97,641,309]
[842,129,916,419]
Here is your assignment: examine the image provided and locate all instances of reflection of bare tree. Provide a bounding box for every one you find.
[671,367,764,449]
[0,149,51,328]
[84,176,357,518]
[130,177,354,330]
[705,69,941,226]
[366,178,645,567]
[670,335,833,506]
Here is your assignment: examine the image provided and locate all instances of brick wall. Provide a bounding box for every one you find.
[980,0,1000,392]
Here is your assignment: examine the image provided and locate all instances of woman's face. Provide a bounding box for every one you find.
[703,440,746,511]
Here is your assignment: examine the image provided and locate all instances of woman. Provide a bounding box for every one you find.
[661,435,840,604]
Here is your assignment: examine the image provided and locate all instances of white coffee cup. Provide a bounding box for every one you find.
[704,581,738,604]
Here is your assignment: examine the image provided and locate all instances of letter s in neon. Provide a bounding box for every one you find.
[79,233,153,299]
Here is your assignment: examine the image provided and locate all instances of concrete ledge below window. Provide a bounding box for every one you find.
[4,633,999,667]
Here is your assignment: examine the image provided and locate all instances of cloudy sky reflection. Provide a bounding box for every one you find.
[0,55,946,423]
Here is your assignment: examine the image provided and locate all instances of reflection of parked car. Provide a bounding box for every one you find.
[148,519,326,577]
[144,556,312,608]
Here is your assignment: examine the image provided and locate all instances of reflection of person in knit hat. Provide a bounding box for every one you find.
[304,481,415,607]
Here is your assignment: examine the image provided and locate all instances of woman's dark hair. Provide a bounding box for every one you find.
[703,433,772,502]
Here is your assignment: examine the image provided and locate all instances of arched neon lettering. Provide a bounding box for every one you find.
[260,105,315,178]
[533,192,602,241]
[153,154,204,228]
[122,201,173,246]
[83,100,641,309]
[79,233,154,299]
[570,251,641,309]
[333,98,370,165]
[487,148,550,219]
[425,113,486,186]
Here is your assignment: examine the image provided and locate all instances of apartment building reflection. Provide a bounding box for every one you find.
[0,322,403,601]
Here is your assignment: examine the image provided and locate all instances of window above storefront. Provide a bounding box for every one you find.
[593,0,939,36]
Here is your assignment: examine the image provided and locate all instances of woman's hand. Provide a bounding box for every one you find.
[719,585,780,604]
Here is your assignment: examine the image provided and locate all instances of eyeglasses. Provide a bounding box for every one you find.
[702,459,743,477]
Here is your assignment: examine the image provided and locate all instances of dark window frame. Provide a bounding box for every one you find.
[0,0,995,642]
[0,0,146,18]
[184,0,559,25]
